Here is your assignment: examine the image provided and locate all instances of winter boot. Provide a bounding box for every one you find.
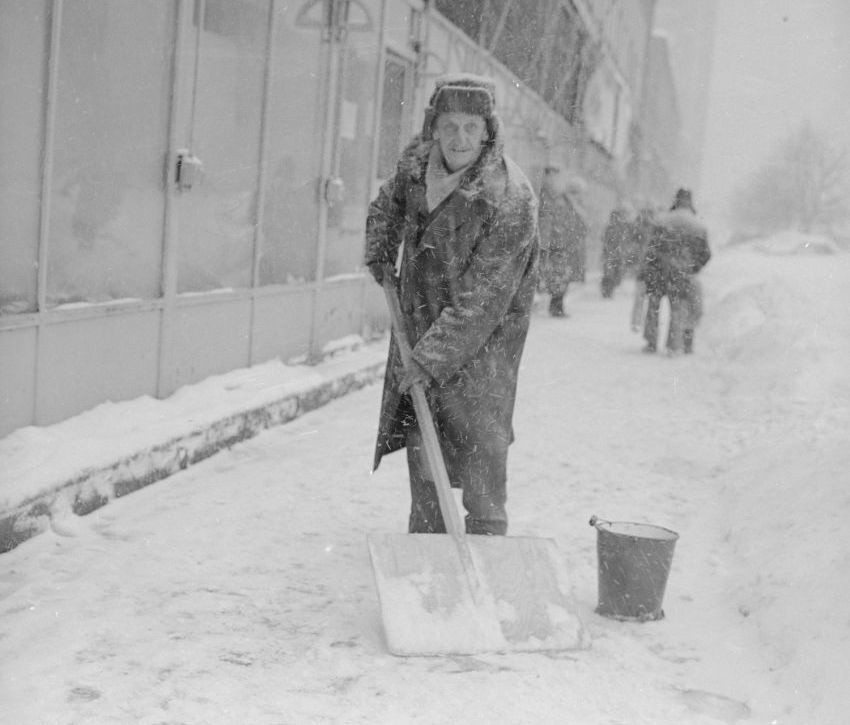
[548,294,566,317]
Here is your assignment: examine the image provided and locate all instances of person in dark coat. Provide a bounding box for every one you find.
[600,205,632,298]
[538,166,588,316]
[364,73,539,536]
[640,188,711,354]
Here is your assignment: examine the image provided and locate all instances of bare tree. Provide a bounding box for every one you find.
[731,121,849,236]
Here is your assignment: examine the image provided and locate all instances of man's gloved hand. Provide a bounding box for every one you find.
[368,261,396,285]
[397,358,432,394]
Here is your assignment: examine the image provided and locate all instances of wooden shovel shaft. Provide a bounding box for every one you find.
[380,280,467,539]
[381,279,488,604]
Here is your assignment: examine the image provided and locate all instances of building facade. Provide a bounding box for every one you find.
[653,0,718,198]
[0,0,666,438]
[632,32,682,206]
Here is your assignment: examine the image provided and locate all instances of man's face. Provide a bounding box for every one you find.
[432,112,488,172]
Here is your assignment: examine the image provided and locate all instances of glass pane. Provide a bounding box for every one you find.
[324,0,381,279]
[258,1,325,286]
[47,0,174,308]
[377,55,410,181]
[0,0,49,314]
[177,0,270,294]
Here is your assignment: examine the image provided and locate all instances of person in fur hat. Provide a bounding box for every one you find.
[640,188,711,354]
[538,165,588,316]
[600,203,632,299]
[364,73,539,535]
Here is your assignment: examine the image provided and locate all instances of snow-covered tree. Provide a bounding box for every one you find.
[731,121,849,236]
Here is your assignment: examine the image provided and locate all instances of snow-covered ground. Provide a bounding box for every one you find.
[1,233,848,724]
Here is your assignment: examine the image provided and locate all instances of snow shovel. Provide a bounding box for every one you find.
[367,278,587,656]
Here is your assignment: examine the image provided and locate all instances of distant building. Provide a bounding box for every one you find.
[653,0,719,198]
[632,32,682,206]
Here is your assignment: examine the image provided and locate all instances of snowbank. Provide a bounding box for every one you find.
[0,339,387,549]
[699,242,850,723]
[751,230,841,255]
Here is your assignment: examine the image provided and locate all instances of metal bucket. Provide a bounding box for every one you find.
[589,515,679,621]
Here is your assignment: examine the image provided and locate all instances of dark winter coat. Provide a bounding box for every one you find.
[625,208,654,272]
[640,207,711,298]
[600,208,631,294]
[538,186,587,294]
[364,133,539,471]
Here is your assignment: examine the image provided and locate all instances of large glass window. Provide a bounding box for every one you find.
[258,1,325,286]
[0,0,49,314]
[47,0,175,307]
[262,0,381,285]
[323,1,381,280]
[177,0,270,294]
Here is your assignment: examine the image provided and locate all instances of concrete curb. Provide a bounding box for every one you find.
[1,359,386,554]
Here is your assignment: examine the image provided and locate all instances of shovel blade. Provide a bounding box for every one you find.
[368,533,588,656]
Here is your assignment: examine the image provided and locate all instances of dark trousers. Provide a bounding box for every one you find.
[540,247,571,297]
[668,278,703,352]
[405,424,508,536]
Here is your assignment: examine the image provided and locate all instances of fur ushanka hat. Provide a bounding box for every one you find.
[422,73,500,141]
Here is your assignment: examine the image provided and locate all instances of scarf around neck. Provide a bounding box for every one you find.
[425,143,474,212]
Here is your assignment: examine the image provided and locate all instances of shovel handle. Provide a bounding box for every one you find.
[381,278,466,538]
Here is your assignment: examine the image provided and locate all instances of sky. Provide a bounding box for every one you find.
[699,0,850,219]
[1,232,849,723]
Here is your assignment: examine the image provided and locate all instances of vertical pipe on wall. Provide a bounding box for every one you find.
[32,0,63,424]
[247,0,277,366]
[417,0,433,109]
[358,0,388,336]
[367,0,387,203]
[316,28,345,288]
[36,0,61,314]
[306,2,342,362]
[156,0,188,399]
[188,0,204,149]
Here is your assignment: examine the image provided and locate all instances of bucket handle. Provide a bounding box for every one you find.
[589,515,611,529]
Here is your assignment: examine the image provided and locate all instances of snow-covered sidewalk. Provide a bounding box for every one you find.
[1,240,849,724]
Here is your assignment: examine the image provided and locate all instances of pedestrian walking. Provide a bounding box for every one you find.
[639,188,711,354]
[600,205,631,298]
[629,206,655,331]
[538,165,588,317]
[364,73,539,535]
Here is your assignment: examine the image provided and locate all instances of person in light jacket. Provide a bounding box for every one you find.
[629,206,655,331]
[364,73,538,535]
[640,188,711,354]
